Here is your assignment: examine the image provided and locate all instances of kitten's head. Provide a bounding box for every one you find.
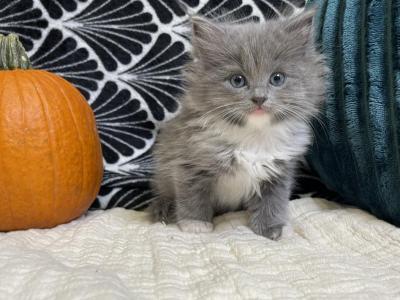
[185,9,326,128]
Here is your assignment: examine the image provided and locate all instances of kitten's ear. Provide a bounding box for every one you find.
[191,16,224,40]
[284,8,316,43]
[190,16,225,58]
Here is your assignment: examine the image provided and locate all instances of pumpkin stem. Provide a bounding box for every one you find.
[0,34,32,70]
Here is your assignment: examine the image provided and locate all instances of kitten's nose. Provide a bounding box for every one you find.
[251,96,266,106]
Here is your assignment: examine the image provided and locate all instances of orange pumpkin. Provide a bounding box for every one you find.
[0,34,103,231]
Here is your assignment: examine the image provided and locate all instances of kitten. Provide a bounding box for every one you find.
[149,9,326,240]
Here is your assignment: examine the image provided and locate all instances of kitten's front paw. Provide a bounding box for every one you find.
[177,220,214,233]
[263,226,283,240]
[250,224,284,240]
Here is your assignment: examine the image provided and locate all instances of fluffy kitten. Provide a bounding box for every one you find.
[149,9,326,240]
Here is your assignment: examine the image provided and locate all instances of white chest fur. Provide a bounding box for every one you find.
[214,148,279,210]
[212,118,311,210]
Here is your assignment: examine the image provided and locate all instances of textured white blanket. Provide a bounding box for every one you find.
[1,198,400,300]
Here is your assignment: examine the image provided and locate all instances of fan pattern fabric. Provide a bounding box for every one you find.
[0,0,305,209]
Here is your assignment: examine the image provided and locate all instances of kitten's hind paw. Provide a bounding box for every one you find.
[178,220,214,233]
[149,197,175,224]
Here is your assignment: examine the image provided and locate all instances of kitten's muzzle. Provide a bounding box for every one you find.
[251,96,267,106]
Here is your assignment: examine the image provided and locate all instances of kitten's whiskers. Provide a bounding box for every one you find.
[199,102,245,128]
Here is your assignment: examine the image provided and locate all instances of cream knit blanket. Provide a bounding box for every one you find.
[1,198,399,299]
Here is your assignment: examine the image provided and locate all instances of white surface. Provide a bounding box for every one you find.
[1,198,400,300]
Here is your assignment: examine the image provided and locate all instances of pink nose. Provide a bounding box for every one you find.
[251,97,266,106]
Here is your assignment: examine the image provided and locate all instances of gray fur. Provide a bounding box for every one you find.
[149,9,326,240]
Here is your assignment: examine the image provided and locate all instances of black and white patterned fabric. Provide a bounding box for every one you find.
[1,0,306,210]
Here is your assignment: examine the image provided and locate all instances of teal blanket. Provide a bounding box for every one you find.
[307,0,400,225]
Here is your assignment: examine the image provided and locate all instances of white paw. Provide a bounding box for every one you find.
[177,220,214,233]
[281,224,294,238]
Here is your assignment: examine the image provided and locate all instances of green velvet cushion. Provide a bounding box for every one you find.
[307,0,400,225]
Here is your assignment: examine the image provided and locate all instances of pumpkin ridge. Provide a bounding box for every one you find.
[39,71,86,210]
[25,71,59,225]
[58,74,103,203]
[14,71,31,225]
[0,73,15,228]
[80,95,103,201]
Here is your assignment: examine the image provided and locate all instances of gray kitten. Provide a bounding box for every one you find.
[149,9,326,240]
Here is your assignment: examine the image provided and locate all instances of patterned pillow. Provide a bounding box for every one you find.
[0,0,305,209]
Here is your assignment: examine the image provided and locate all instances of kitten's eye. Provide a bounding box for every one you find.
[270,72,286,87]
[230,74,246,88]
